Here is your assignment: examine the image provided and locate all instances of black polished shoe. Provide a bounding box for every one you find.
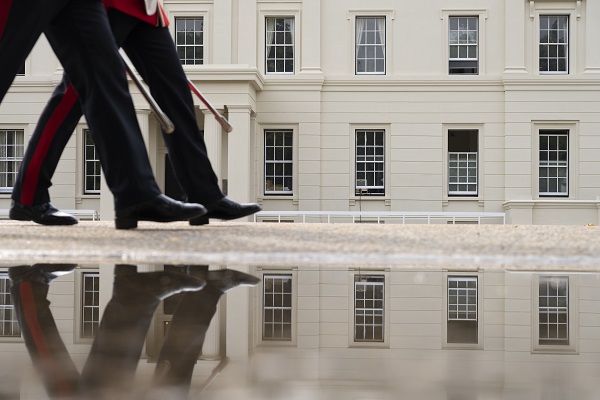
[189,197,261,226]
[115,194,207,229]
[9,201,78,226]
[9,264,77,285]
[114,265,206,301]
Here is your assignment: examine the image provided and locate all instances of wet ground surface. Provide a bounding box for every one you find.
[0,220,597,270]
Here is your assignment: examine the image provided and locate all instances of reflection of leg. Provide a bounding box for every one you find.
[80,265,205,398]
[153,268,260,398]
[8,265,80,398]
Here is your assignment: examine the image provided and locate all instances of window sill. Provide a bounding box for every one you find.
[443,342,483,350]
[531,346,578,355]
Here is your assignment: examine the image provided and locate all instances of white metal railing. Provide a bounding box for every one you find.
[254,211,505,225]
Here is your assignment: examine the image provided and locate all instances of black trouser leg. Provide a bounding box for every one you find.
[11,79,83,206]
[43,0,161,209]
[118,14,223,205]
[0,0,69,104]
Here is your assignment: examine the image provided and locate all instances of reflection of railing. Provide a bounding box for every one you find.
[254,211,505,224]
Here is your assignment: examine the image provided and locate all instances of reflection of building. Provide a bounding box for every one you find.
[2,265,600,398]
[2,1,600,225]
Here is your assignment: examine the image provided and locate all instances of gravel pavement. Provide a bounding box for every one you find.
[0,221,597,271]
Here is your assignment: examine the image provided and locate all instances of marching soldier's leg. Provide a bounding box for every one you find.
[122,20,261,225]
[43,0,206,229]
[0,0,69,104]
[10,78,82,225]
[8,265,80,398]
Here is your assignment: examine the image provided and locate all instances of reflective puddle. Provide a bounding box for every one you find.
[2,262,600,399]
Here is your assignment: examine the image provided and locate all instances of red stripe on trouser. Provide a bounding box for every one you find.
[21,83,79,205]
[20,282,75,396]
[0,0,13,40]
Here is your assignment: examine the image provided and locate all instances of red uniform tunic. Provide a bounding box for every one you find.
[103,0,169,27]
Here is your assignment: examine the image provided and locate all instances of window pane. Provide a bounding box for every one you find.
[539,16,568,74]
[539,276,569,345]
[263,275,293,341]
[81,272,100,338]
[266,17,294,74]
[176,17,204,65]
[83,130,101,194]
[356,17,385,75]
[449,16,478,75]
[354,275,385,342]
[539,131,568,196]
[355,130,385,195]
[264,130,293,194]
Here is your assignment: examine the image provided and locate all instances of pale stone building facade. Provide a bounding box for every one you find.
[1,0,599,225]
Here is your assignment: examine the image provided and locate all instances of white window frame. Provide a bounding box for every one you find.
[531,121,578,199]
[264,129,294,195]
[255,268,297,347]
[80,271,100,339]
[350,125,390,202]
[265,16,294,75]
[74,267,99,343]
[538,129,569,197]
[448,16,479,75]
[448,129,479,196]
[167,8,211,66]
[442,272,483,349]
[532,274,578,354]
[347,10,394,76]
[355,129,385,196]
[258,8,302,79]
[0,272,21,340]
[441,9,487,76]
[348,270,390,348]
[355,16,386,75]
[174,16,205,66]
[538,15,569,75]
[83,129,101,195]
[0,128,24,194]
[443,124,484,203]
[259,124,298,200]
[530,4,578,76]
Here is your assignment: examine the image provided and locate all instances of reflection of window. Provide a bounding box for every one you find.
[264,130,293,195]
[263,274,293,341]
[539,276,569,345]
[175,17,204,65]
[265,17,294,74]
[354,275,384,342]
[0,273,20,337]
[448,129,478,196]
[539,130,568,196]
[539,16,568,74]
[83,129,101,194]
[447,276,478,344]
[356,130,385,195]
[355,16,385,75]
[0,129,24,193]
[449,16,478,74]
[81,272,99,338]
